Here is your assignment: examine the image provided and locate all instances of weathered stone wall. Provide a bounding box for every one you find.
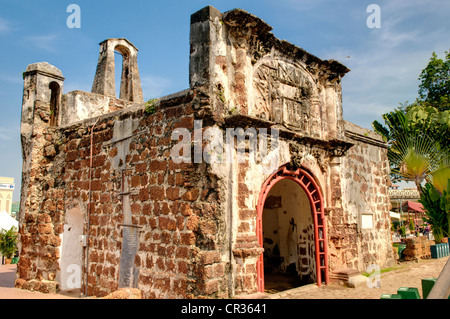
[189,5,355,294]
[17,89,232,298]
[329,121,395,272]
[16,62,65,294]
[61,91,133,126]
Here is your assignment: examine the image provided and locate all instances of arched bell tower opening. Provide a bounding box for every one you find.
[256,165,329,293]
[91,38,143,104]
[114,44,132,101]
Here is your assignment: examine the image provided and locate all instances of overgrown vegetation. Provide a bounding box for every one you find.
[144,98,158,115]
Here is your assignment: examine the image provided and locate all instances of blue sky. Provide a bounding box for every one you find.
[1,0,449,201]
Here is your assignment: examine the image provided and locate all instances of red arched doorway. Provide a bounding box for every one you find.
[256,164,329,292]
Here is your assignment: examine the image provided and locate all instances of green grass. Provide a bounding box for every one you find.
[361,265,405,277]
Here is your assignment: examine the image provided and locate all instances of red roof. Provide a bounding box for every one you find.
[402,201,424,213]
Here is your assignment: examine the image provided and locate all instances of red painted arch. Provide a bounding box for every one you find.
[256,164,329,292]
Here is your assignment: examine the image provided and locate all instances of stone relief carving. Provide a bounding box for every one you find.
[289,142,307,168]
[252,58,316,133]
[289,140,353,173]
[329,143,351,157]
[289,142,330,173]
[311,148,329,173]
[249,36,272,64]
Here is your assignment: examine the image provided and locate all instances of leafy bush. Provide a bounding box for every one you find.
[0,226,18,259]
[420,182,450,243]
[400,226,406,236]
[144,98,158,115]
[409,219,415,232]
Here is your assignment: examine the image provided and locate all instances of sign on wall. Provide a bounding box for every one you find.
[0,184,15,190]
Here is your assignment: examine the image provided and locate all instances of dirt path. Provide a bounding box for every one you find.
[267,256,449,299]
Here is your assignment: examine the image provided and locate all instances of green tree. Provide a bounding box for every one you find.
[418,50,450,112]
[0,226,18,259]
[406,104,450,149]
[389,130,448,194]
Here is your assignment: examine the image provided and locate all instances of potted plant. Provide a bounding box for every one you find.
[0,226,18,264]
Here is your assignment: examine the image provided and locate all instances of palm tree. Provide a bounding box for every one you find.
[373,109,449,194]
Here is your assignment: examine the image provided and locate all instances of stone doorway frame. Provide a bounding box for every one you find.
[256,164,329,292]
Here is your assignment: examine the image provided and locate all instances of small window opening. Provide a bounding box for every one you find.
[49,82,60,127]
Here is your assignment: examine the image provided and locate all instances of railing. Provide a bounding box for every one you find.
[389,189,420,200]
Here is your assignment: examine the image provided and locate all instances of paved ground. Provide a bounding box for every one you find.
[0,264,78,299]
[266,256,449,299]
[1,256,448,299]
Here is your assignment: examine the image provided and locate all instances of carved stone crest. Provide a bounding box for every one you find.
[252,58,316,133]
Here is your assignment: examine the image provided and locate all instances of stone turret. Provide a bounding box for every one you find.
[20,62,65,177]
[21,62,64,135]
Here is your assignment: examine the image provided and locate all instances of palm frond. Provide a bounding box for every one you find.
[388,131,448,188]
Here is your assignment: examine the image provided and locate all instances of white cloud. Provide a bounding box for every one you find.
[0,127,14,141]
[0,17,12,33]
[140,75,172,100]
[318,1,450,129]
[279,0,329,12]
[21,34,59,52]
[62,81,91,94]
[0,72,22,85]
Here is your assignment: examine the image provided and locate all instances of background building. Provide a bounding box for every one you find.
[0,177,15,216]
[389,186,422,226]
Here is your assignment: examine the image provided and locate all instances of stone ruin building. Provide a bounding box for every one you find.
[16,6,395,298]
